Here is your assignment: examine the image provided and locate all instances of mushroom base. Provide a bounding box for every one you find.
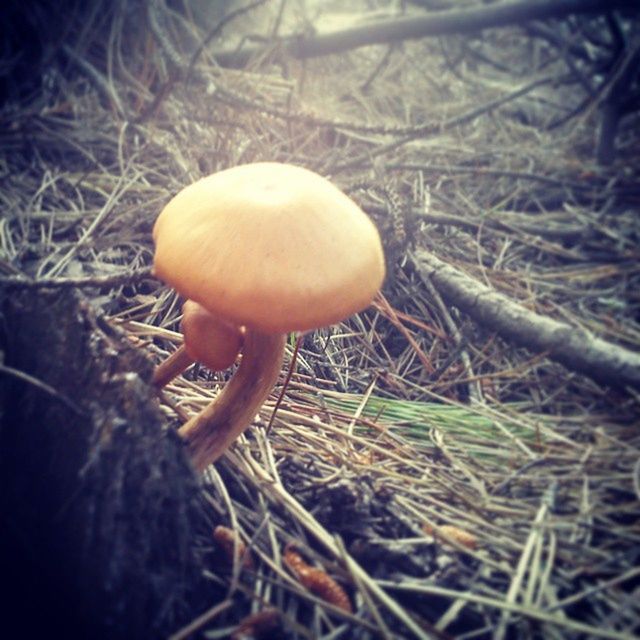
[178,330,286,472]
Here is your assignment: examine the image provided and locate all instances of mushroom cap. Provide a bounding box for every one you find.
[153,162,385,334]
[181,300,243,370]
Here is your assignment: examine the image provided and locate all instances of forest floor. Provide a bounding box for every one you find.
[1,1,639,638]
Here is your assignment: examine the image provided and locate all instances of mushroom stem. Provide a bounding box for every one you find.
[153,344,194,388]
[178,330,286,472]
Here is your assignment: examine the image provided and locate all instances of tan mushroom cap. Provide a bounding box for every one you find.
[153,162,385,334]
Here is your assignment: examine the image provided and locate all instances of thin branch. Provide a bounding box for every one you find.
[213,0,639,67]
[184,0,270,84]
[332,75,555,172]
[0,267,154,289]
[411,249,640,390]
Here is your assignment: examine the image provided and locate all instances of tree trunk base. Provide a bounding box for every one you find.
[0,287,218,639]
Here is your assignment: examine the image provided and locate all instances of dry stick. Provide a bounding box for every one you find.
[214,71,555,139]
[212,0,639,67]
[43,170,140,278]
[411,249,640,389]
[205,465,247,602]
[546,566,640,612]
[143,0,269,124]
[364,203,589,243]
[184,0,270,84]
[595,43,640,165]
[331,75,555,173]
[494,500,548,640]
[0,267,154,289]
[385,163,631,194]
[378,581,634,640]
[266,334,301,436]
[373,293,436,374]
[422,277,482,403]
[62,44,126,117]
[168,600,233,640]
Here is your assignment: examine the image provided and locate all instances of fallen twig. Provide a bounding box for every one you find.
[412,249,640,389]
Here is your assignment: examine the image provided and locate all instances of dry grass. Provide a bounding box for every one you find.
[1,1,639,638]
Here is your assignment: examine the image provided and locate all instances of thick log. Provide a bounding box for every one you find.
[0,288,218,639]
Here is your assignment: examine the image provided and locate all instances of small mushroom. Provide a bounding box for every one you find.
[153,162,384,472]
[153,300,243,388]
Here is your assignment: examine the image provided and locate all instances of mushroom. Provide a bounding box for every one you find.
[152,300,243,388]
[153,162,385,472]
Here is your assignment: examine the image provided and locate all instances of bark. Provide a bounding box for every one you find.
[213,0,639,67]
[0,288,218,639]
[411,250,640,389]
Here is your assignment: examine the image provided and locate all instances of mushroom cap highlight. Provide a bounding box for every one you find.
[153,162,385,334]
